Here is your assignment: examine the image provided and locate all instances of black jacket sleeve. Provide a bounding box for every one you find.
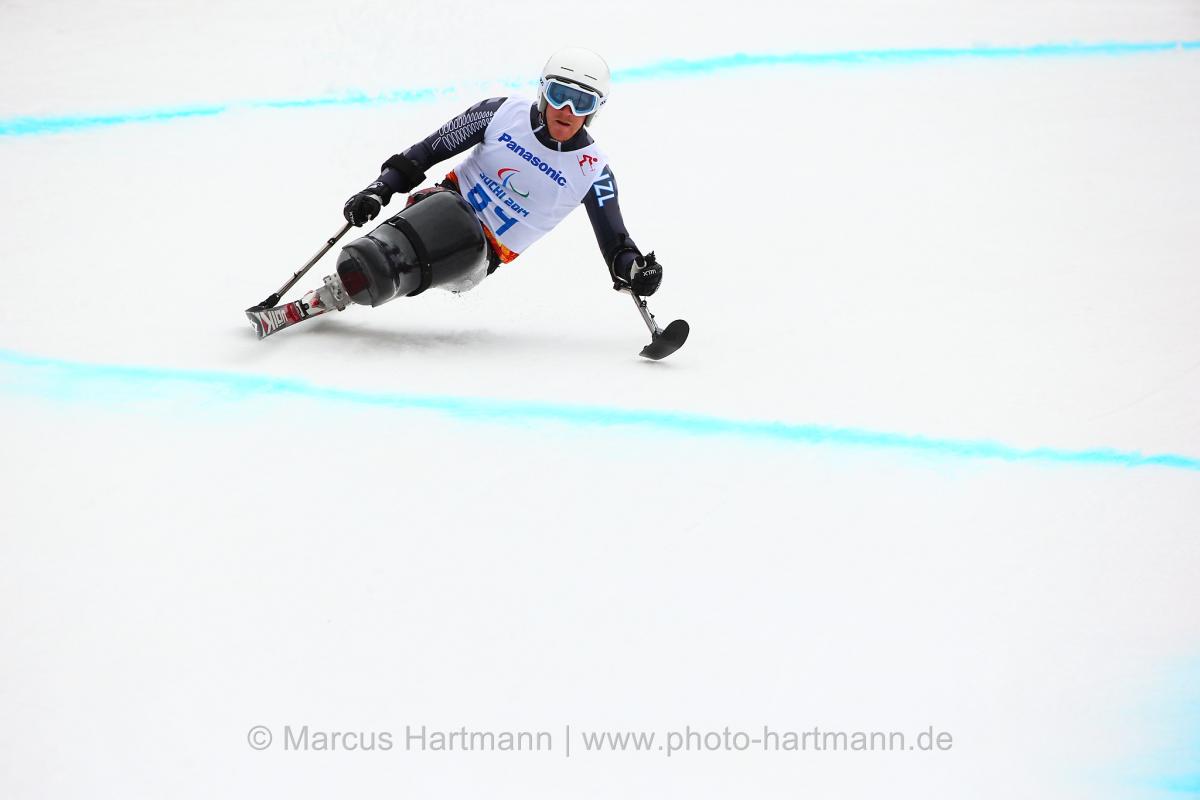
[371,97,508,196]
[583,165,642,284]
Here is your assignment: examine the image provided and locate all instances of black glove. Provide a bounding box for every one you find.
[343,181,392,227]
[619,251,662,296]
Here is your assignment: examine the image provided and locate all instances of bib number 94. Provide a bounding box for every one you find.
[467,183,519,236]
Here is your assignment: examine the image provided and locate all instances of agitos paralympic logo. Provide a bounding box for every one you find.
[497,168,529,198]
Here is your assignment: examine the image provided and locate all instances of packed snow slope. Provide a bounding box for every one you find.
[1,1,1199,798]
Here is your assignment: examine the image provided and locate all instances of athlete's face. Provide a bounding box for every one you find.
[545,103,586,141]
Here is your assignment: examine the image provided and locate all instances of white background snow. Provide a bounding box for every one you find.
[1,1,1199,797]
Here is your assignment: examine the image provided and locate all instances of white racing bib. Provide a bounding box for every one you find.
[450,96,608,261]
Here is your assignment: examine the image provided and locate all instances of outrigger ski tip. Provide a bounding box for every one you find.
[627,290,689,360]
[639,318,690,360]
[245,309,263,339]
[245,299,324,340]
[245,305,289,340]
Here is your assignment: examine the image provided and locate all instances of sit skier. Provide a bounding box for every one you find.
[248,46,664,338]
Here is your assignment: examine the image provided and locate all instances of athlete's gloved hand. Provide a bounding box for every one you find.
[625,252,663,296]
[343,192,382,226]
[343,181,393,226]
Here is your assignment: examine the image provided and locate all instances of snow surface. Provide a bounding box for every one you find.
[1,1,1199,797]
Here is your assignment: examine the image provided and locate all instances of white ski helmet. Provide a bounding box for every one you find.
[538,46,611,127]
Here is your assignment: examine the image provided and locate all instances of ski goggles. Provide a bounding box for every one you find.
[542,78,602,116]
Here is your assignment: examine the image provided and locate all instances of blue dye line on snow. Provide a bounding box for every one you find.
[615,39,1200,80]
[1119,659,1200,796]
[2,348,1197,472]
[1,39,1197,138]
[1155,775,1200,794]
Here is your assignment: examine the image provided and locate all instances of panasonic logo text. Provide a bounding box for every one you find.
[498,133,568,186]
